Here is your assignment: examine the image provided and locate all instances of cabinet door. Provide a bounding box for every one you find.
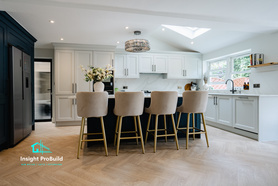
[183,56,202,79]
[205,96,217,121]
[139,55,153,73]
[216,96,233,126]
[55,96,75,121]
[234,96,258,133]
[75,51,92,92]
[0,22,8,147]
[55,50,75,94]
[93,51,114,68]
[126,55,139,78]
[114,54,126,78]
[167,56,184,79]
[153,55,167,73]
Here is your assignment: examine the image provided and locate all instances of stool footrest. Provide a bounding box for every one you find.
[120,136,142,140]
[147,129,167,132]
[81,139,104,142]
[157,134,176,137]
[83,133,103,135]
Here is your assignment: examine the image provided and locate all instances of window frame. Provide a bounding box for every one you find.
[206,50,251,90]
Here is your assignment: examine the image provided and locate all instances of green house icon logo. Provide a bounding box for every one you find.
[31,140,52,154]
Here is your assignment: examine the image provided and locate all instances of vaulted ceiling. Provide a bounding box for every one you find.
[1,0,278,53]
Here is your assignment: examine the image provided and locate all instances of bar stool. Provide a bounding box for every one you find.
[114,91,145,156]
[176,91,209,149]
[145,91,179,153]
[76,92,108,158]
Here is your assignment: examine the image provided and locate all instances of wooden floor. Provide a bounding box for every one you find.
[1,122,278,186]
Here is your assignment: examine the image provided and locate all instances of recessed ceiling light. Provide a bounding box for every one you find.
[117,41,120,44]
[191,41,194,45]
[49,20,55,23]
[60,38,64,41]
[162,28,165,31]
[125,26,129,30]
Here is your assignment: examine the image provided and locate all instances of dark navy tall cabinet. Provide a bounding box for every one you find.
[0,11,36,150]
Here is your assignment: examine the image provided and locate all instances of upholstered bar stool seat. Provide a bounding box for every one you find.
[76,92,108,158]
[114,91,145,156]
[176,91,209,149]
[145,91,179,153]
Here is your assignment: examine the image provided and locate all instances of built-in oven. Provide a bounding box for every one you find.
[103,72,114,95]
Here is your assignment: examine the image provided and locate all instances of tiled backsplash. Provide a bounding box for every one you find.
[115,74,196,93]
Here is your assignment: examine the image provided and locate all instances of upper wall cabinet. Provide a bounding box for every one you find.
[139,54,167,73]
[93,51,114,68]
[167,55,202,79]
[114,54,139,78]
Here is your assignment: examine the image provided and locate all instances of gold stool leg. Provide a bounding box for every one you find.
[116,116,123,156]
[202,113,209,147]
[164,115,167,142]
[177,112,182,130]
[171,114,179,150]
[186,113,191,149]
[100,117,108,156]
[145,114,151,144]
[114,116,119,146]
[137,116,145,154]
[77,117,85,159]
[154,114,159,153]
[134,116,139,145]
[192,113,195,140]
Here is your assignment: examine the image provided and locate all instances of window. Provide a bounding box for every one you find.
[208,60,227,90]
[207,51,250,90]
[231,55,251,88]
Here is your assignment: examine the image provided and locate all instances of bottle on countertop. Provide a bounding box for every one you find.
[243,82,246,90]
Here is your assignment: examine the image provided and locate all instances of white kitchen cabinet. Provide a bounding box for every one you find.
[139,55,167,73]
[55,50,92,94]
[234,96,258,133]
[114,54,139,78]
[55,50,75,94]
[167,56,184,79]
[167,55,202,79]
[93,51,114,68]
[75,51,92,92]
[55,96,75,121]
[183,56,202,79]
[205,95,233,126]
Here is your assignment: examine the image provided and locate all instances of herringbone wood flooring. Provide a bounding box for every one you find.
[1,122,278,186]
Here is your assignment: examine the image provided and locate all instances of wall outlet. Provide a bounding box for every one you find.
[253,84,260,88]
[177,86,182,89]
[123,86,128,89]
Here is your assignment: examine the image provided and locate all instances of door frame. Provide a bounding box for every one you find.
[34,58,52,122]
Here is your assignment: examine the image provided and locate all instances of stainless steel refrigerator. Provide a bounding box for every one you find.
[10,46,32,145]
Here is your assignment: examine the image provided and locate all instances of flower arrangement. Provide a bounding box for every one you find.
[80,64,114,82]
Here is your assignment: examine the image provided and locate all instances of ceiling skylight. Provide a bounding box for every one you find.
[162,25,211,39]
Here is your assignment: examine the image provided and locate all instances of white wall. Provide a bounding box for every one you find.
[203,31,278,94]
[115,74,196,93]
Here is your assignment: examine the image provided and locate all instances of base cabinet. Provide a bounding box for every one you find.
[205,95,233,126]
[233,96,258,133]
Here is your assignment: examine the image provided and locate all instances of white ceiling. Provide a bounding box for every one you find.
[1,0,278,53]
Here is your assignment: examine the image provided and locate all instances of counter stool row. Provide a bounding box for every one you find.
[76,91,209,159]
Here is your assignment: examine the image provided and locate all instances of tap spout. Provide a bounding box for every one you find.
[225,79,237,94]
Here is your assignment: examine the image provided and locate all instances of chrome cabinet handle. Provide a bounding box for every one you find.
[72,83,74,93]
[154,65,156,72]
[213,97,215,105]
[75,83,77,93]
[127,69,129,76]
[215,97,217,105]
[184,70,187,76]
[72,99,74,105]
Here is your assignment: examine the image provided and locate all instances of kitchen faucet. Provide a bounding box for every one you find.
[225,79,237,94]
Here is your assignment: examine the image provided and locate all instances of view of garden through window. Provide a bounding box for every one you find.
[208,55,250,90]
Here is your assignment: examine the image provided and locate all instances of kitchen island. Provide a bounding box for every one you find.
[87,94,201,145]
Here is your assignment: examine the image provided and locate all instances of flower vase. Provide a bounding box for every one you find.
[203,83,209,91]
[94,81,104,92]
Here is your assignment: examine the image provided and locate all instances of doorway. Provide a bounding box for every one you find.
[34,59,52,122]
